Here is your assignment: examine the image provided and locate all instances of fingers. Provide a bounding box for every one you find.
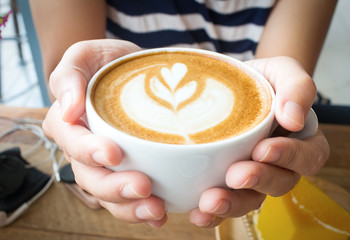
[224,129,328,198]
[44,102,167,227]
[191,161,296,228]
[100,200,167,227]
[190,189,265,227]
[49,39,141,122]
[71,161,151,202]
[252,128,329,176]
[190,160,296,227]
[71,160,167,227]
[191,128,328,228]
[190,57,326,228]
[189,209,224,228]
[246,57,317,131]
[72,160,152,203]
[225,161,299,197]
[43,101,123,166]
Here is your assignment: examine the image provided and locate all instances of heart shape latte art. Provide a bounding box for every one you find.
[120,63,234,143]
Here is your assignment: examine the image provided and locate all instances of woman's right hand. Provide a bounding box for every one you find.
[43,40,167,227]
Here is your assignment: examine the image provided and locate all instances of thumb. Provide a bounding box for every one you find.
[49,39,141,123]
[246,57,316,132]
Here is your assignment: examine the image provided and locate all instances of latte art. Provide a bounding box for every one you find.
[122,63,234,144]
[93,51,271,144]
[151,63,196,110]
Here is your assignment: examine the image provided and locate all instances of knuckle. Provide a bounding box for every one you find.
[302,138,329,176]
[282,142,299,170]
[309,78,317,97]
[42,119,50,137]
[207,216,224,228]
[301,74,315,90]
[300,75,317,100]
[66,41,87,55]
[65,41,92,64]
[63,152,72,163]
[253,194,266,210]
[275,56,302,71]
[304,151,327,176]
[48,69,59,95]
[73,176,84,191]
[70,161,85,186]
[270,172,300,197]
[279,56,298,65]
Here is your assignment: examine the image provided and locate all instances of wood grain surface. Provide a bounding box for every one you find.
[0,104,349,240]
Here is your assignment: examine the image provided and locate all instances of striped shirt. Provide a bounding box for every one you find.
[106,0,276,61]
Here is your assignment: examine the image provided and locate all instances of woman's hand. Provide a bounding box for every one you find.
[189,57,330,227]
[43,40,168,227]
[43,42,330,228]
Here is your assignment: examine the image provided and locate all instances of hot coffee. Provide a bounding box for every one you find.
[91,51,271,144]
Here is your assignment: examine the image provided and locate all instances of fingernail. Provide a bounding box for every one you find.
[60,91,72,115]
[283,101,304,128]
[92,151,110,166]
[145,220,163,228]
[258,146,280,163]
[259,146,271,162]
[136,205,160,220]
[196,221,211,227]
[195,215,216,227]
[120,184,147,199]
[210,200,230,215]
[235,176,258,189]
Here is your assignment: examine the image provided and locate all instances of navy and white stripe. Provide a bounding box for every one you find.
[106,0,275,61]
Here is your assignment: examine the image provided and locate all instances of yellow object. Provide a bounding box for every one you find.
[255,177,350,240]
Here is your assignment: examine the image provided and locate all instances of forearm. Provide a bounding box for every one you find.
[29,0,107,82]
[255,0,337,76]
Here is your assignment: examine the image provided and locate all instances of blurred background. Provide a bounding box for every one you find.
[0,0,349,108]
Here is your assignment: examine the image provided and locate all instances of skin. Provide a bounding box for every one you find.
[30,0,335,228]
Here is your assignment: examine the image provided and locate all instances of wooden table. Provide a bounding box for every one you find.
[0,105,349,240]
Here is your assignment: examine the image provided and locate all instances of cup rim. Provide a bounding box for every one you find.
[86,47,276,149]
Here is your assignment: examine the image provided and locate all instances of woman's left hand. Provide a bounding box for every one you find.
[189,57,330,227]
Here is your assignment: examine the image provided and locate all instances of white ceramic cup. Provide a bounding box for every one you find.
[86,48,318,212]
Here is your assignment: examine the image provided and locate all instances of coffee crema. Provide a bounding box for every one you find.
[92,51,271,144]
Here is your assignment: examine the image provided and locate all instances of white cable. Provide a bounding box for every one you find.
[0,116,43,125]
[0,122,63,178]
[0,125,20,139]
[23,138,44,157]
[0,118,65,227]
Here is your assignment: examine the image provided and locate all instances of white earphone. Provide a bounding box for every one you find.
[0,117,63,227]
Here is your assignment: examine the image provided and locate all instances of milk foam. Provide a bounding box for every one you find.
[151,63,197,110]
[121,63,234,143]
[94,52,269,144]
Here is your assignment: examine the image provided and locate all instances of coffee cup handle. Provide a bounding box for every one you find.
[288,108,318,139]
[270,108,318,140]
